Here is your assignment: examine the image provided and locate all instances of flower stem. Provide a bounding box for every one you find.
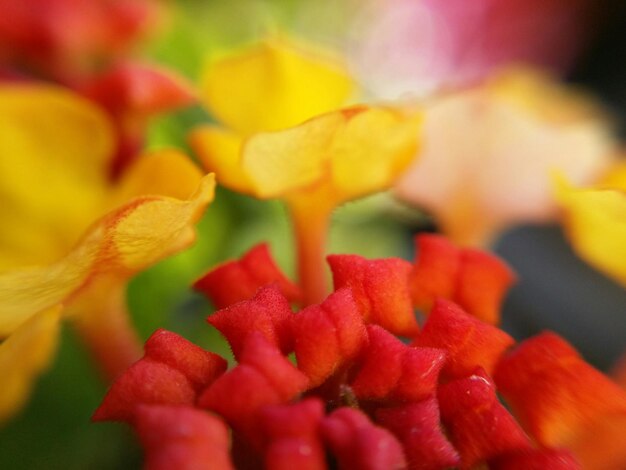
[288,197,333,306]
[70,278,143,381]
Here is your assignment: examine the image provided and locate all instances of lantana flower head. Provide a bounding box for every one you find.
[0,84,214,421]
[95,235,626,469]
[394,67,616,246]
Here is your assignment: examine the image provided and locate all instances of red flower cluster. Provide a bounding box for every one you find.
[94,235,626,469]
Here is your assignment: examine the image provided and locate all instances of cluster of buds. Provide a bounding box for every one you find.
[94,235,626,469]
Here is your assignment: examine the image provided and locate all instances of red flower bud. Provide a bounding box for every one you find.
[350,325,446,403]
[260,399,326,470]
[328,254,419,337]
[412,299,514,379]
[321,407,406,470]
[133,404,234,470]
[195,243,302,309]
[93,360,196,422]
[375,398,460,470]
[292,288,367,387]
[198,333,309,445]
[144,329,228,392]
[409,234,515,324]
[438,369,531,469]
[207,285,294,359]
[94,330,225,422]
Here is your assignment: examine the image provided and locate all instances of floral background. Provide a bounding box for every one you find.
[0,0,625,468]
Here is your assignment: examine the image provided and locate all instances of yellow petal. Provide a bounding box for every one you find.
[0,174,215,335]
[189,125,256,194]
[556,177,626,286]
[0,84,115,267]
[0,306,61,424]
[200,36,355,135]
[110,148,204,205]
[242,106,421,202]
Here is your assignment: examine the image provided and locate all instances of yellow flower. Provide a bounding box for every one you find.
[190,36,356,195]
[0,84,214,422]
[556,162,626,287]
[190,36,421,304]
[394,67,617,246]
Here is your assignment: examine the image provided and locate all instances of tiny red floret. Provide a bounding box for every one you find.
[321,407,407,470]
[291,288,368,387]
[207,285,294,359]
[412,299,514,379]
[133,404,234,470]
[198,333,309,445]
[328,254,419,337]
[409,234,515,324]
[259,398,326,470]
[350,325,446,404]
[194,243,302,309]
[437,368,531,469]
[376,398,460,470]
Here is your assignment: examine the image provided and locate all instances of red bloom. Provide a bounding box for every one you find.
[376,398,460,470]
[95,239,626,468]
[321,407,407,470]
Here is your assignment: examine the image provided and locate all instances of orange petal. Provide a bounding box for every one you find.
[494,332,626,448]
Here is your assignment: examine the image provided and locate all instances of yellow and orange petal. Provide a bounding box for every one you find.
[0,174,215,336]
[242,105,422,204]
[0,306,61,423]
[200,36,355,135]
